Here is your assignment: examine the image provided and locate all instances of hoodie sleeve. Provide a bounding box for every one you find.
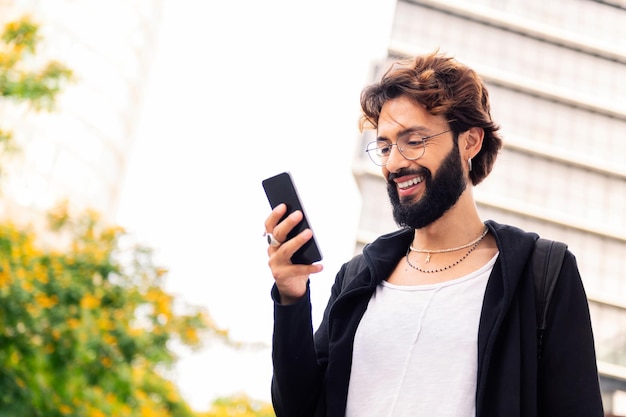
[270,260,354,417]
[538,251,604,416]
[270,281,324,417]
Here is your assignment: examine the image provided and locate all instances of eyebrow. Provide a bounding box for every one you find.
[376,126,433,142]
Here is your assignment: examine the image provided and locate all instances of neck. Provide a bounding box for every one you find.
[411,193,484,250]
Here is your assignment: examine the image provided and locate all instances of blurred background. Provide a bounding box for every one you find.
[0,0,624,415]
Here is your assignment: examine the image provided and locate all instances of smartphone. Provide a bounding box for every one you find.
[262,171,323,264]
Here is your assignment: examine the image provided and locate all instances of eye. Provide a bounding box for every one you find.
[404,134,426,148]
[376,141,392,155]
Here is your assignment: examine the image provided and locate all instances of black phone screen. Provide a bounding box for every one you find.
[262,172,323,264]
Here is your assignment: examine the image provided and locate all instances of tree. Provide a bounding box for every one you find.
[0,16,72,163]
[200,394,275,417]
[0,205,275,417]
[0,17,275,416]
[0,204,226,416]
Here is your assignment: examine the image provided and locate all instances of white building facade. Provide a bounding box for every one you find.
[352,0,626,414]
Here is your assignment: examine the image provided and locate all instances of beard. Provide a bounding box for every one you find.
[387,145,467,229]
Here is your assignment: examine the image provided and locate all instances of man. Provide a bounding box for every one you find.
[263,51,603,417]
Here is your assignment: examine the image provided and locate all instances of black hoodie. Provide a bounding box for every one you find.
[271,220,604,417]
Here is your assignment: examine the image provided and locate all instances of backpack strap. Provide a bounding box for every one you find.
[533,238,568,359]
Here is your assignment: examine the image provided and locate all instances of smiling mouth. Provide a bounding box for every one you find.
[396,176,424,189]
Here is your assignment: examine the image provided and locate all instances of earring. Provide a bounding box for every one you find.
[468,158,472,172]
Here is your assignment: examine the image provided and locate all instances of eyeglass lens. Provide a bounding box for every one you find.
[366,134,427,165]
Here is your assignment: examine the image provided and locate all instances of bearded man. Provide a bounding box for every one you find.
[263,51,604,417]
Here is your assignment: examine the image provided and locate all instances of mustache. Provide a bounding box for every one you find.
[387,167,431,183]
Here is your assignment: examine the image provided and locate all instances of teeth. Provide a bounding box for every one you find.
[397,176,423,189]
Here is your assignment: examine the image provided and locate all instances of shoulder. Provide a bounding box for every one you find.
[484,220,542,282]
[485,220,539,241]
[337,228,414,292]
[485,220,538,255]
[363,227,414,261]
[340,253,367,276]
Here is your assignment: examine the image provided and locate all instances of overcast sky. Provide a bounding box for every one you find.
[116,0,395,410]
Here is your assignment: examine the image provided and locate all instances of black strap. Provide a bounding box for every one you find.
[533,238,568,359]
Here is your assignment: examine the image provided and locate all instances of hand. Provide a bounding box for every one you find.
[264,204,323,304]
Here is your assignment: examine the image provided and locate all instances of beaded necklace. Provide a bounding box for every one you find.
[405,227,488,273]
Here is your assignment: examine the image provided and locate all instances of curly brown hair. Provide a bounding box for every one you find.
[359,51,502,185]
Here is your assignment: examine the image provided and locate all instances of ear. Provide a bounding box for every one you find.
[461,127,484,160]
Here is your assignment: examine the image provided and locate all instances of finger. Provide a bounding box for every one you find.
[268,259,323,304]
[268,236,324,278]
[265,232,281,248]
[271,210,303,244]
[264,203,287,233]
[267,227,312,261]
[268,258,324,281]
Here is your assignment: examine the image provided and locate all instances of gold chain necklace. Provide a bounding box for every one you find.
[405,228,488,273]
[409,227,488,264]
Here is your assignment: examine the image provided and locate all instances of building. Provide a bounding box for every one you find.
[0,0,162,224]
[352,0,626,414]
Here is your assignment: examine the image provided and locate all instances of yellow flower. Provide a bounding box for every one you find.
[0,269,11,288]
[101,357,112,368]
[97,317,115,331]
[35,293,58,308]
[20,277,33,292]
[88,408,107,417]
[140,404,160,417]
[25,303,40,317]
[103,333,116,345]
[34,265,49,284]
[80,294,100,309]
[184,327,199,345]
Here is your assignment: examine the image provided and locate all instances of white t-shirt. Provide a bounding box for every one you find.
[345,254,498,417]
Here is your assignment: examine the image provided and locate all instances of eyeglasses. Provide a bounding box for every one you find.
[365,129,451,166]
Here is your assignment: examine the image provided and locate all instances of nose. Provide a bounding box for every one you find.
[385,143,410,172]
